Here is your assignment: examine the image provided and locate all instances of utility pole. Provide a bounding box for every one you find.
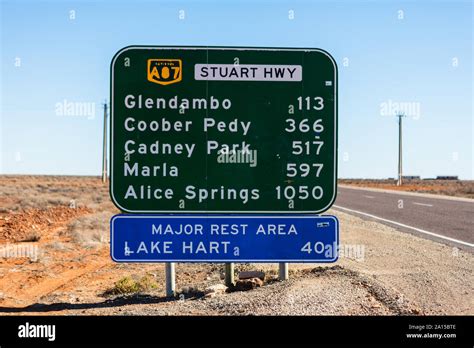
[396,113,405,186]
[102,102,108,183]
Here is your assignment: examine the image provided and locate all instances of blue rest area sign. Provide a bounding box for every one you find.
[110,215,339,262]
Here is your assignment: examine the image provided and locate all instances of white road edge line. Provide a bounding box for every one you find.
[413,202,433,207]
[363,195,375,199]
[332,204,474,248]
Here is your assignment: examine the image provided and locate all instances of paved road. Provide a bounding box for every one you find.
[333,186,474,249]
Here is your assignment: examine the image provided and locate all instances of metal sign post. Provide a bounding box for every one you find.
[165,262,176,297]
[279,263,289,281]
[225,263,235,287]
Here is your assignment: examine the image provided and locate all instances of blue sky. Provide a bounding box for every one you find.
[1,0,472,179]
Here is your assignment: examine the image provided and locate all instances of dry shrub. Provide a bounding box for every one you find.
[18,231,41,242]
[105,275,158,295]
[67,211,112,246]
[45,241,70,251]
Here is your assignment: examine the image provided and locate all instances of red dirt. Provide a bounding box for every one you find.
[0,206,92,243]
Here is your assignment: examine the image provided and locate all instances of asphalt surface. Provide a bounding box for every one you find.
[333,186,474,249]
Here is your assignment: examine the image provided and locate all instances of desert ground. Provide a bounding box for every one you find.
[0,175,472,315]
[340,178,474,199]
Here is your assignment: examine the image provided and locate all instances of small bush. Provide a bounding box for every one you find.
[106,275,158,295]
[19,231,41,242]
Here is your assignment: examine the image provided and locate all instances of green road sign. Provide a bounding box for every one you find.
[110,46,337,213]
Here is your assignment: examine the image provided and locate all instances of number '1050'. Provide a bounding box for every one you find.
[275,186,323,200]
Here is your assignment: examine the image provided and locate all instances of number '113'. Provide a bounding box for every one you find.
[297,96,324,111]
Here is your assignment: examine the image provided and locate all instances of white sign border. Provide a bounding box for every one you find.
[110,46,338,214]
[110,215,339,263]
